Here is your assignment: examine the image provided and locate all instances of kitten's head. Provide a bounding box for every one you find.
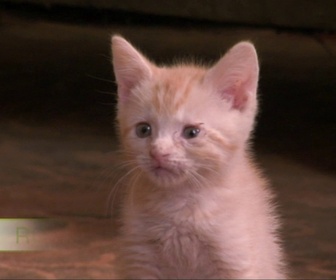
[112,36,259,187]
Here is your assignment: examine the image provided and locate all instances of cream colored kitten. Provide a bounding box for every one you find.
[111,35,286,279]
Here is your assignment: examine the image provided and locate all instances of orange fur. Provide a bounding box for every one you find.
[111,36,286,279]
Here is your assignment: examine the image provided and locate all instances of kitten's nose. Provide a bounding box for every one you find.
[149,149,169,165]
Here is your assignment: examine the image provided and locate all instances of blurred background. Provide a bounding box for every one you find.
[0,0,335,278]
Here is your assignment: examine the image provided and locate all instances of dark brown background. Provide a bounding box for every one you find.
[0,1,335,278]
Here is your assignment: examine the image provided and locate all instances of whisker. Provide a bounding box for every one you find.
[187,170,205,190]
[96,89,116,96]
[129,169,142,207]
[106,160,139,217]
[195,163,222,177]
[105,164,140,217]
[87,74,115,84]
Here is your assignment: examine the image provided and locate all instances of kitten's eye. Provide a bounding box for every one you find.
[135,122,152,138]
[183,126,201,139]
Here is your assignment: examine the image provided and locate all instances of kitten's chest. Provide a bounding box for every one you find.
[141,193,220,277]
[149,215,216,278]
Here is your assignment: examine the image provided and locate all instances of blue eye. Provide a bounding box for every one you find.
[136,123,151,138]
[183,126,200,139]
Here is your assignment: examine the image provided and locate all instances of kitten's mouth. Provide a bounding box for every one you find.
[152,166,175,176]
[148,164,184,183]
[142,158,186,185]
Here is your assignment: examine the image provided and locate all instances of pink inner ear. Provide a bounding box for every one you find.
[216,67,258,111]
[221,78,250,111]
[233,91,248,111]
[205,42,259,112]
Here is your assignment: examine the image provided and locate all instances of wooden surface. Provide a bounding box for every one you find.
[0,121,335,278]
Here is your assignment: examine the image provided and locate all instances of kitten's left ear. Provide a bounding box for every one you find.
[111,35,153,102]
[204,42,259,111]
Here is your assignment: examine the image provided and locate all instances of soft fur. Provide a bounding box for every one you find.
[111,35,286,279]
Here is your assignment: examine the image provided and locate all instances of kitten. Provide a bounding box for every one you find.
[111,35,286,279]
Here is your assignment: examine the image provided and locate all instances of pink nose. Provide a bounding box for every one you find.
[149,150,169,165]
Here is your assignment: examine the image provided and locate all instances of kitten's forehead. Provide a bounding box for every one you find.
[150,66,205,115]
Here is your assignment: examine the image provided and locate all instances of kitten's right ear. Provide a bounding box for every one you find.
[111,36,153,102]
[204,42,259,112]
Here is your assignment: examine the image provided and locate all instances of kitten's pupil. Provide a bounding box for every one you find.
[183,126,200,139]
[136,123,151,138]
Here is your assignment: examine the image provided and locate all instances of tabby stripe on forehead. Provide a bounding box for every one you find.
[172,77,194,112]
[151,75,195,114]
[151,85,163,113]
[173,71,205,112]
